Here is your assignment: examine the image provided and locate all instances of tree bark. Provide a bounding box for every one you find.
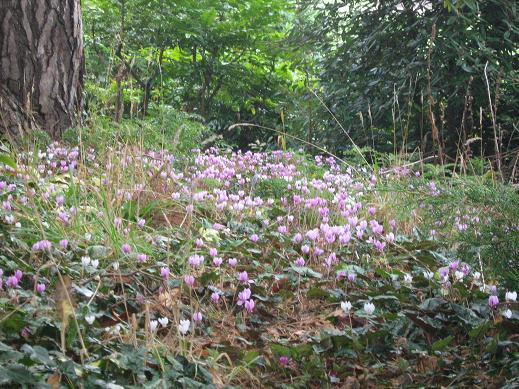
[114,64,126,123]
[0,0,84,138]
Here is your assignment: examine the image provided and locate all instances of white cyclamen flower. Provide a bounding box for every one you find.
[178,319,190,335]
[341,301,352,313]
[158,317,169,327]
[85,314,95,325]
[455,271,464,281]
[403,274,413,284]
[364,302,375,315]
[503,309,512,319]
[149,320,158,332]
[423,271,434,280]
[81,256,91,267]
[113,262,120,271]
[505,291,517,302]
[91,259,99,269]
[473,271,481,280]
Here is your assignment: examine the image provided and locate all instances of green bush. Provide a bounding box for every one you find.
[63,106,213,152]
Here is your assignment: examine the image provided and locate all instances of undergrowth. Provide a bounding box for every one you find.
[0,135,517,388]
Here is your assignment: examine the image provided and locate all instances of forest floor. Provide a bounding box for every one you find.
[0,141,518,388]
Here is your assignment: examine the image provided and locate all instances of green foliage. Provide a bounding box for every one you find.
[83,0,298,149]
[292,0,519,160]
[64,105,211,152]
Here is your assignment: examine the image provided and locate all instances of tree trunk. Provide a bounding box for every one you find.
[114,64,126,123]
[0,0,84,138]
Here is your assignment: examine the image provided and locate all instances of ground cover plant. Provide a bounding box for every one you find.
[0,140,518,388]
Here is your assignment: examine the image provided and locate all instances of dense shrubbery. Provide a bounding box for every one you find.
[292,0,519,162]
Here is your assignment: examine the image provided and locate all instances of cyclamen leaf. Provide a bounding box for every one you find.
[0,154,16,169]
[431,336,454,351]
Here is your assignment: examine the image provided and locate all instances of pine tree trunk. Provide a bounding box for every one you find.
[0,0,84,138]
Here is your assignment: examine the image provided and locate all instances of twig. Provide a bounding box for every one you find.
[483,61,502,180]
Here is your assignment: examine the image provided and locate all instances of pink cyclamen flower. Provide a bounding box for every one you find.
[373,240,386,251]
[348,273,357,282]
[301,245,310,254]
[184,275,195,287]
[32,240,52,251]
[21,327,31,338]
[58,211,69,224]
[59,239,68,249]
[237,288,252,306]
[325,232,336,244]
[14,270,23,281]
[209,248,218,257]
[295,257,305,267]
[211,292,220,302]
[56,195,65,207]
[449,260,460,271]
[488,295,499,308]
[278,225,288,234]
[195,238,204,247]
[250,234,259,243]
[36,283,46,294]
[228,258,238,267]
[188,254,204,267]
[6,276,18,288]
[244,299,255,313]
[193,312,203,322]
[160,266,170,279]
[439,267,449,279]
[137,218,145,227]
[306,229,319,241]
[239,271,249,283]
[213,257,223,267]
[121,243,132,254]
[137,253,147,262]
[279,356,290,366]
